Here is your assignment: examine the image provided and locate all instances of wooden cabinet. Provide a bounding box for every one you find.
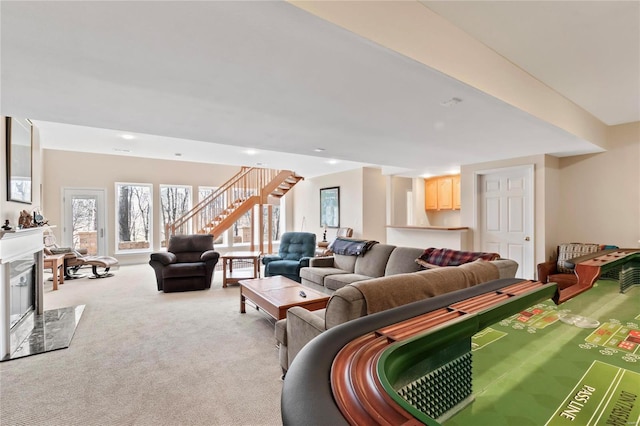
[425,174,460,211]
[424,179,438,210]
[452,175,461,210]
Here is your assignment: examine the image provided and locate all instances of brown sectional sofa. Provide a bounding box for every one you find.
[277,256,519,373]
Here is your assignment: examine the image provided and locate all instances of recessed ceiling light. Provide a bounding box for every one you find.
[314,148,325,152]
[120,134,135,140]
[113,148,131,153]
[327,159,338,165]
[174,153,182,157]
[440,97,463,107]
[245,149,258,155]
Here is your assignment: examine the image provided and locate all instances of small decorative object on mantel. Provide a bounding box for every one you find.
[33,210,48,226]
[18,210,35,229]
[322,224,327,242]
[1,220,12,231]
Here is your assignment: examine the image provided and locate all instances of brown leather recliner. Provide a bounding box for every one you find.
[537,243,607,289]
[149,234,220,292]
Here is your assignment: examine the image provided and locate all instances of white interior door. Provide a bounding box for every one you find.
[477,166,534,279]
[63,188,107,256]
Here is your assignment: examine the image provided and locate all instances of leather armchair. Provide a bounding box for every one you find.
[150,234,220,292]
[262,232,316,282]
[537,243,614,289]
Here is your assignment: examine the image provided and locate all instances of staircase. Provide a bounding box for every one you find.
[166,167,303,251]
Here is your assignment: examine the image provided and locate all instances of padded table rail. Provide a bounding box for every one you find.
[281,278,558,426]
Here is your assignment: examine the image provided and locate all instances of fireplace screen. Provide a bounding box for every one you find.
[9,256,35,328]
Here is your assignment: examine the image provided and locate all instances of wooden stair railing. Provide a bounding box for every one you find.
[166,167,303,252]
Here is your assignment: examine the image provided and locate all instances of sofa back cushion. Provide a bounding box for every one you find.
[556,243,602,273]
[169,234,214,263]
[385,247,425,276]
[332,253,358,273]
[416,247,500,268]
[354,244,396,277]
[278,232,317,260]
[356,260,499,315]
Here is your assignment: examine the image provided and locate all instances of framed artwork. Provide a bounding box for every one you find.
[5,117,33,204]
[320,186,340,228]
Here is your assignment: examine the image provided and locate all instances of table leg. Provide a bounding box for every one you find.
[223,258,228,288]
[240,291,246,314]
[254,257,259,278]
[52,265,59,291]
[58,261,64,285]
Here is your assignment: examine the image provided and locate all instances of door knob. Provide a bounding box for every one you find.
[524,236,530,241]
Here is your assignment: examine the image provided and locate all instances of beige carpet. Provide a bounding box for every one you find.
[0,264,283,426]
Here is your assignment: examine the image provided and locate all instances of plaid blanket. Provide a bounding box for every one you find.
[416,247,500,268]
[329,238,378,256]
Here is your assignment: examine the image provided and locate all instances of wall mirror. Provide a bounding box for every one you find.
[6,117,33,204]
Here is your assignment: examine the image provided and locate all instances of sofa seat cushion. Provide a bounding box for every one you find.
[163,262,206,278]
[266,260,302,277]
[416,247,500,268]
[299,267,349,286]
[324,274,372,291]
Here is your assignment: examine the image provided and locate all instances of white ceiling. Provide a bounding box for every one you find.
[1,1,638,178]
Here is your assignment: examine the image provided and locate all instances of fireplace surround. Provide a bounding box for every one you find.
[0,227,44,359]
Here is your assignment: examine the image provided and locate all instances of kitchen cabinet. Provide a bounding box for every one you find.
[425,174,460,210]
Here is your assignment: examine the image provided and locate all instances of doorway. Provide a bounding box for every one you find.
[62,188,107,256]
[475,165,534,279]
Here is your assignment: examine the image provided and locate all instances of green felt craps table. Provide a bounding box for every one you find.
[446,281,640,426]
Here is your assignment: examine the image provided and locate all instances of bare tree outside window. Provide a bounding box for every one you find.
[160,185,192,246]
[262,204,281,242]
[116,183,152,251]
[71,197,97,254]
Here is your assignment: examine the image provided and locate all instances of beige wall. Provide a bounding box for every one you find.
[1,116,44,229]
[556,122,640,248]
[292,167,379,242]
[460,128,640,271]
[362,167,387,243]
[42,149,240,264]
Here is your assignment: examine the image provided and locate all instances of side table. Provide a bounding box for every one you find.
[221,251,262,288]
[44,253,66,291]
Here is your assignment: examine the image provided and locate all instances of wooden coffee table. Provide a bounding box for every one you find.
[239,275,330,321]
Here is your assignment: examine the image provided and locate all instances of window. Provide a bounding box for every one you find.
[262,204,282,242]
[116,183,152,252]
[160,185,192,247]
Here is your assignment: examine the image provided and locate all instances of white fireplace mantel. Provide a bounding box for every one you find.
[0,227,45,359]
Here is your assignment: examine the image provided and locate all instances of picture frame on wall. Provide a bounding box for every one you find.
[5,117,33,204]
[320,186,340,228]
